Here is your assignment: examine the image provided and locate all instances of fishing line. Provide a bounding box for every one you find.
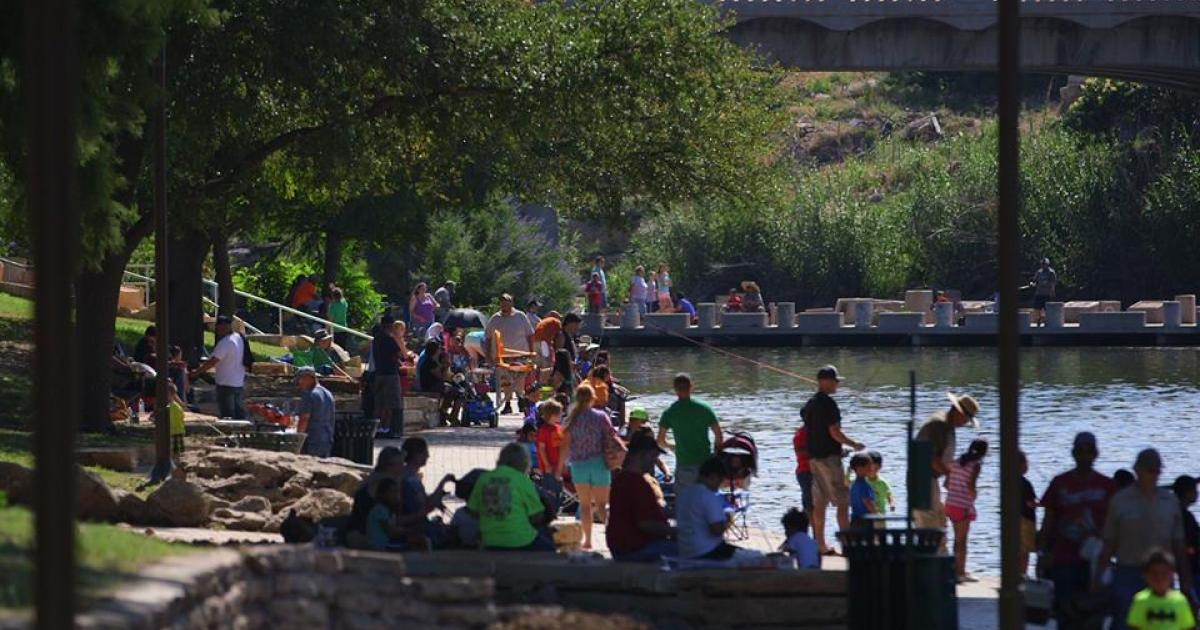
[639,318,819,385]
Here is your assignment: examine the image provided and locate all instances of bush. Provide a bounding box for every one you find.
[416,202,579,313]
[233,249,383,330]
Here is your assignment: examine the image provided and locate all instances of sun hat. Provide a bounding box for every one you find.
[946,393,980,428]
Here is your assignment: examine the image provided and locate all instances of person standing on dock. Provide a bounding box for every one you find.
[802,365,865,555]
[657,373,723,493]
[914,393,979,552]
[1032,257,1057,326]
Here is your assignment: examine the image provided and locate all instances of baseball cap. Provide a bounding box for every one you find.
[628,408,650,423]
[294,366,317,379]
[215,314,234,326]
[313,329,330,341]
[816,365,843,382]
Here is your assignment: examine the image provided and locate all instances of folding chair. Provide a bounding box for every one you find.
[723,487,752,542]
[492,330,538,409]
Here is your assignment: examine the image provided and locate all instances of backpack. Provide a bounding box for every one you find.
[239,332,254,369]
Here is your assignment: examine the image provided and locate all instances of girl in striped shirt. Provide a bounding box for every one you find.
[946,438,989,583]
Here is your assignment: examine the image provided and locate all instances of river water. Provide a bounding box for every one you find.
[612,346,1200,575]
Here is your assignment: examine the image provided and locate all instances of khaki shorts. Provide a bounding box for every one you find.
[914,479,948,553]
[810,455,849,508]
[1020,518,1037,556]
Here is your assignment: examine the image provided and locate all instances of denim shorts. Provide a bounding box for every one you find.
[569,456,611,487]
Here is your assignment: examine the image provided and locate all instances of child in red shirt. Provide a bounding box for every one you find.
[536,399,565,477]
[585,273,605,314]
[793,426,813,516]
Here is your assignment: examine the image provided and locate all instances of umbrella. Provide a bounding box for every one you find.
[441,308,489,330]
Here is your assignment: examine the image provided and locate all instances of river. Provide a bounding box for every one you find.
[611,346,1200,575]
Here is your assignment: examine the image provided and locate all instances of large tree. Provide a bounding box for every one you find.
[2,0,787,432]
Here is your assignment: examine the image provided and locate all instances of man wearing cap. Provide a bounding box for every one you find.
[803,365,865,555]
[1031,257,1057,326]
[525,299,543,330]
[434,281,456,316]
[193,315,249,419]
[607,431,677,562]
[310,330,351,378]
[484,294,536,415]
[1094,449,1194,628]
[296,367,336,458]
[1038,432,1116,626]
[913,392,979,549]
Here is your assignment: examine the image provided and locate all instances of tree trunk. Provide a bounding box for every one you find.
[211,231,236,317]
[168,229,208,365]
[322,229,344,289]
[74,256,130,433]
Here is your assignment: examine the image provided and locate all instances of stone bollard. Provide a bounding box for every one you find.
[697,303,717,330]
[621,302,640,329]
[854,301,873,329]
[1163,301,1182,328]
[934,302,955,328]
[1044,302,1065,328]
[775,302,796,329]
[1175,295,1196,324]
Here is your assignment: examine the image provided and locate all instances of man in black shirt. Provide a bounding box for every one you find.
[372,314,404,435]
[1173,475,1200,594]
[803,365,866,555]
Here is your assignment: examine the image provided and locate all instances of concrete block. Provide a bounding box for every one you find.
[642,313,690,334]
[1162,301,1182,327]
[834,298,871,325]
[1078,311,1146,332]
[118,284,147,311]
[905,290,935,325]
[620,303,640,330]
[854,302,873,329]
[1099,300,1122,313]
[1175,295,1196,324]
[721,312,769,330]
[877,312,925,332]
[796,312,845,333]
[1044,302,1065,328]
[1063,301,1099,323]
[1128,300,1165,324]
[963,312,997,331]
[934,302,955,328]
[697,303,717,330]
[775,302,796,329]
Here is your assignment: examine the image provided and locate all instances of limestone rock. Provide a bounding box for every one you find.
[231,495,272,514]
[282,488,351,522]
[312,471,361,495]
[147,477,211,526]
[0,461,33,505]
[902,114,943,142]
[114,489,160,525]
[76,467,120,522]
[212,510,268,532]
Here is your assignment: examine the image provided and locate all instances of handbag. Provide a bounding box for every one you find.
[603,427,628,471]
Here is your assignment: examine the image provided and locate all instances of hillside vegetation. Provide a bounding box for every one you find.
[606,73,1200,308]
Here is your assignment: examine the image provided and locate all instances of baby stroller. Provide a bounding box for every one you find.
[718,432,758,541]
[458,371,498,428]
[535,472,579,519]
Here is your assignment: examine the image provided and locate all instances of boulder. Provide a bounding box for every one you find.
[902,114,943,142]
[76,448,138,472]
[76,467,120,522]
[312,471,362,495]
[113,489,160,525]
[0,461,33,505]
[231,495,272,514]
[146,477,211,527]
[283,488,352,523]
[211,508,268,532]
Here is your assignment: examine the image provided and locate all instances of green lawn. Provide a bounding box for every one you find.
[0,429,154,497]
[0,505,193,609]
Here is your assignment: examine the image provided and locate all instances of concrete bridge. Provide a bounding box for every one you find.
[718,0,1200,88]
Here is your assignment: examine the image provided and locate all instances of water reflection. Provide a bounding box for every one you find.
[613,346,1200,575]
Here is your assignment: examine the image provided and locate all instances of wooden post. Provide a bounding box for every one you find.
[24,0,81,626]
[997,0,1024,624]
[151,43,174,483]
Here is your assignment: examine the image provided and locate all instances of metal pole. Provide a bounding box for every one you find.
[997,0,1024,622]
[150,43,174,483]
[24,0,80,626]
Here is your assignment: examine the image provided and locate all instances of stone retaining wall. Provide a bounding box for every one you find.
[65,547,646,630]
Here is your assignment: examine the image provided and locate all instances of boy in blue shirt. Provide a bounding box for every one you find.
[848,452,878,529]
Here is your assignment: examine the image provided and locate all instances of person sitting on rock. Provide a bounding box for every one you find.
[396,437,455,550]
[365,477,409,552]
[468,442,555,551]
[345,446,405,548]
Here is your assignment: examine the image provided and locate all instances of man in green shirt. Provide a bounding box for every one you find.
[468,442,554,551]
[657,373,723,493]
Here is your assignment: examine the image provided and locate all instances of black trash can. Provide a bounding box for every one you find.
[837,528,957,630]
[332,414,379,466]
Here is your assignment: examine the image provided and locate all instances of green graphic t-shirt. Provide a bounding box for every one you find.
[467,465,543,549]
[1126,588,1195,630]
[869,477,892,514]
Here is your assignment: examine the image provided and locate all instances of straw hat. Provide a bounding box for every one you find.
[741,281,761,293]
[946,393,980,428]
